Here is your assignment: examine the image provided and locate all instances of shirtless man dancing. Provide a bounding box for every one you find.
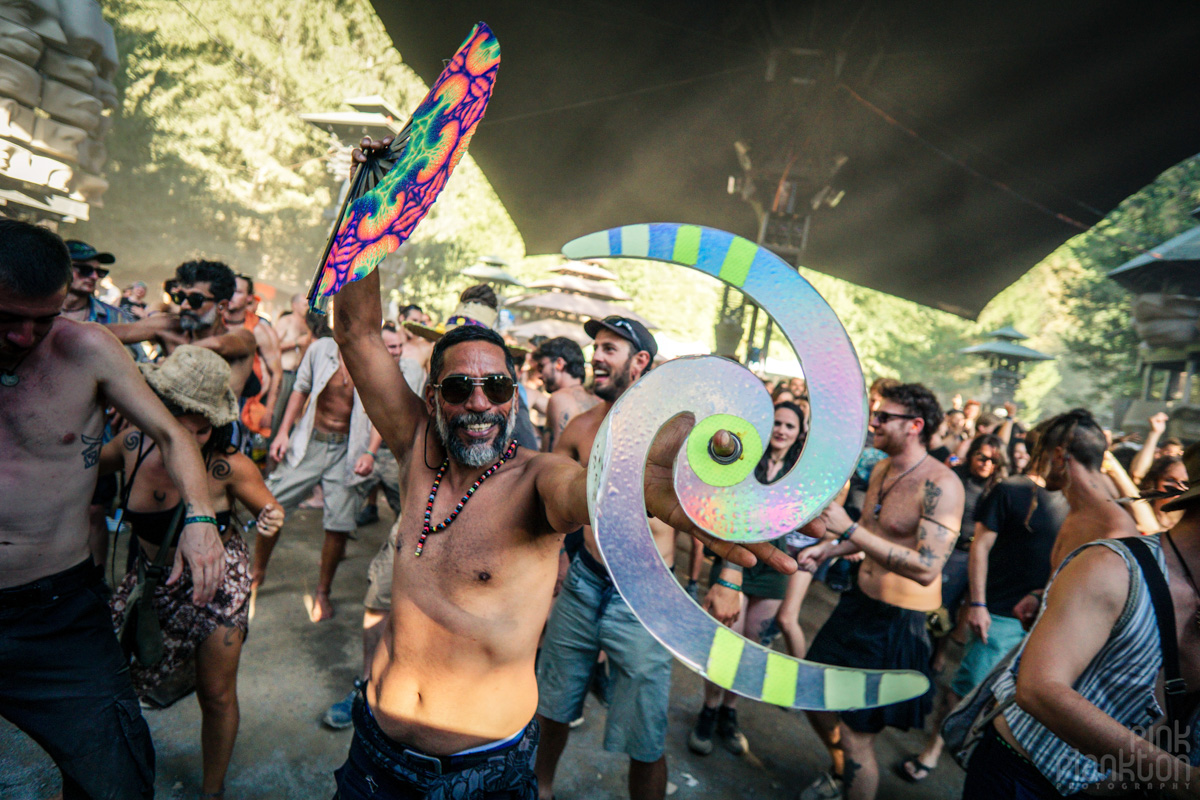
[270,293,312,437]
[328,141,791,796]
[535,317,679,800]
[796,383,964,800]
[531,336,597,452]
[0,219,224,798]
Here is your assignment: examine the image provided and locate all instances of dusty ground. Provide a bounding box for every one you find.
[1,509,967,799]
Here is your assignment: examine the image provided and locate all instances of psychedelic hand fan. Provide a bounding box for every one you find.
[307,22,500,310]
[570,224,929,711]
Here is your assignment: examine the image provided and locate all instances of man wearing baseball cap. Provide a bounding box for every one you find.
[60,240,129,328]
[535,315,681,800]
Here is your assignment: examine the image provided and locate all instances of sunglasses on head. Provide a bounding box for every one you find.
[433,374,515,405]
[73,264,109,279]
[871,411,920,424]
[169,290,216,309]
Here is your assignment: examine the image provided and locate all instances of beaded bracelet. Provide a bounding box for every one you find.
[183,515,219,527]
[714,578,743,592]
[836,522,858,543]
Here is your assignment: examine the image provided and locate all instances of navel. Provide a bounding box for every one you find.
[478,571,492,582]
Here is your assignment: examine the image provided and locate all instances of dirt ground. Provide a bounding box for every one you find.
[1,508,968,799]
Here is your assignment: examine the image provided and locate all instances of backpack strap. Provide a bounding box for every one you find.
[1121,536,1187,753]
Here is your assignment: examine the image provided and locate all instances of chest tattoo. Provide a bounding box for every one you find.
[80,433,104,468]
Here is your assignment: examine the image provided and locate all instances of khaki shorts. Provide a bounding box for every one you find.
[363,519,400,611]
[266,433,361,532]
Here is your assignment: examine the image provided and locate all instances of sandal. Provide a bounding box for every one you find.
[895,754,937,783]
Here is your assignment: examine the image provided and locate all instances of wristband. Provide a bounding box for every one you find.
[183,515,218,527]
[714,578,743,592]
[970,601,988,608]
[836,522,858,543]
[366,450,377,459]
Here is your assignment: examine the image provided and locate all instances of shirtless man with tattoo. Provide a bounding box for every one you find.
[535,317,680,800]
[326,139,792,799]
[796,383,964,800]
[532,336,597,452]
[0,219,224,799]
[111,260,257,396]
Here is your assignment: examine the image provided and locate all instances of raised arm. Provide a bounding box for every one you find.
[332,267,426,456]
[1130,413,1167,484]
[82,324,224,603]
[822,471,965,586]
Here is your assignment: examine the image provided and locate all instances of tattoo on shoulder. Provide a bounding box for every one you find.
[922,480,942,516]
[209,458,232,480]
[81,434,104,468]
[123,431,142,451]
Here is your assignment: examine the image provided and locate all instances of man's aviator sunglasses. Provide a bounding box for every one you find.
[170,290,216,309]
[433,375,515,405]
[73,264,109,279]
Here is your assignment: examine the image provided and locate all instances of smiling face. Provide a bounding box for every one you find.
[591,329,645,402]
[870,401,922,456]
[426,340,517,467]
[0,288,66,361]
[770,406,803,455]
[969,443,998,480]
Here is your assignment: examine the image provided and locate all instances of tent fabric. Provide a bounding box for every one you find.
[367,0,1200,318]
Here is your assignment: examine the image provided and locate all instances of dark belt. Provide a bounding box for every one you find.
[0,559,100,610]
[575,548,618,620]
[312,430,349,444]
[353,687,526,776]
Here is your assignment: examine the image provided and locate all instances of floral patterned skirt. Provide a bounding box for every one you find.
[110,531,251,697]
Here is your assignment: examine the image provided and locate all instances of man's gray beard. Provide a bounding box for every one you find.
[180,306,218,332]
[434,405,518,467]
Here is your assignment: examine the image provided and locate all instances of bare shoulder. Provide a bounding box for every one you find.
[208,450,255,483]
[1052,542,1131,606]
[51,317,122,358]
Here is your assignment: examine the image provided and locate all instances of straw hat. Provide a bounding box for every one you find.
[139,345,239,427]
[404,300,528,357]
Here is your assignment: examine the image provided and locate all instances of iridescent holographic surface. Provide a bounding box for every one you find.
[572,224,929,710]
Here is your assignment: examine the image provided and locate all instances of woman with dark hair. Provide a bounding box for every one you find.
[687,402,813,756]
[99,346,283,799]
[1140,454,1188,531]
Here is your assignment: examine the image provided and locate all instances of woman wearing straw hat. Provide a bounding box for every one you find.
[99,345,283,799]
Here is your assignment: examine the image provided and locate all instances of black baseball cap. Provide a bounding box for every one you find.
[65,240,115,264]
[584,315,658,359]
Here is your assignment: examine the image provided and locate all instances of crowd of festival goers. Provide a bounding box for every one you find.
[2,216,1199,800]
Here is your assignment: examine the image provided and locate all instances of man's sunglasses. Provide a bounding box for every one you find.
[871,411,920,424]
[73,264,109,279]
[170,290,216,309]
[973,454,996,464]
[433,374,515,405]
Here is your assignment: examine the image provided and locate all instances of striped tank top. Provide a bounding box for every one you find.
[991,535,1167,796]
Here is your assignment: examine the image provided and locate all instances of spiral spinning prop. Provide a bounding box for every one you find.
[565,223,930,710]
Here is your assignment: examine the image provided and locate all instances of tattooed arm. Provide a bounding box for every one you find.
[820,474,964,585]
[542,393,573,453]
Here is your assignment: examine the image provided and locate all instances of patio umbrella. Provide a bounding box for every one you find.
[461,264,526,287]
[527,275,631,301]
[506,318,590,345]
[508,292,656,329]
[552,261,618,282]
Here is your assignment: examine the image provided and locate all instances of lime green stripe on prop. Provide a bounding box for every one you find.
[706,626,745,687]
[762,652,800,706]
[824,669,868,709]
[671,225,702,266]
[879,671,932,705]
[686,414,762,487]
[717,237,758,287]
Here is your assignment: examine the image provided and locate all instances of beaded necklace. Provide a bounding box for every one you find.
[415,439,518,556]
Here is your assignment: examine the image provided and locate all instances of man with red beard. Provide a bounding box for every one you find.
[534,316,682,800]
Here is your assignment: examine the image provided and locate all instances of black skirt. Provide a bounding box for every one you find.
[806,583,935,732]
